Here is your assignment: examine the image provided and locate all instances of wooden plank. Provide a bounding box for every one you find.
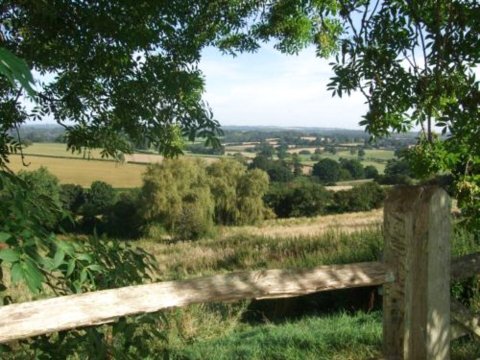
[451,252,480,281]
[451,299,480,340]
[383,186,451,360]
[0,261,391,344]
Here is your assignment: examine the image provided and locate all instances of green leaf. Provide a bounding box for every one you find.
[66,259,76,276]
[0,232,11,243]
[23,259,44,293]
[57,241,75,256]
[87,264,104,272]
[0,249,20,263]
[80,268,88,283]
[10,263,24,284]
[76,253,93,262]
[0,48,36,96]
[53,249,65,268]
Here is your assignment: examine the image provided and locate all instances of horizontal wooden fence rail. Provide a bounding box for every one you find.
[0,261,392,344]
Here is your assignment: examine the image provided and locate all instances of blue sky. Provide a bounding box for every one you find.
[199,44,367,129]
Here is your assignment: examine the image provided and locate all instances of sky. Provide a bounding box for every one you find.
[199,44,367,129]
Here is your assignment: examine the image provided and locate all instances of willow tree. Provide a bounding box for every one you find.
[141,158,214,239]
[207,158,270,225]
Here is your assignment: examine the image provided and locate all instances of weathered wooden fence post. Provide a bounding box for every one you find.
[383,186,451,359]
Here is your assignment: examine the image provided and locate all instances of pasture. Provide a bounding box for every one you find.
[9,143,219,187]
[9,154,147,187]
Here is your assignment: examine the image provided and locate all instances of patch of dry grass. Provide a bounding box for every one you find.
[219,209,383,239]
[9,154,147,187]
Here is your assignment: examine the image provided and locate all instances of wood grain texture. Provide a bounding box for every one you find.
[0,261,391,344]
[383,186,451,360]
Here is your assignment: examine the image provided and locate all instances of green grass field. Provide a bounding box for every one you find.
[300,149,394,173]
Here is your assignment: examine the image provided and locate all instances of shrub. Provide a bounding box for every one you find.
[265,180,333,218]
[312,158,340,183]
[60,184,85,214]
[364,165,379,179]
[104,190,143,238]
[17,167,63,229]
[330,182,385,213]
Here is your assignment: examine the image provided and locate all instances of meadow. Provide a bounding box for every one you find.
[300,149,394,172]
[3,204,479,358]
[134,212,479,359]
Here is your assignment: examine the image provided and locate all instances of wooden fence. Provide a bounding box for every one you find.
[0,186,479,359]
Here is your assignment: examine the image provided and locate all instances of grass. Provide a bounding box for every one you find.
[300,149,394,173]
[134,214,479,359]
[9,143,219,187]
[23,143,105,158]
[170,312,383,360]
[3,209,479,358]
[9,154,147,187]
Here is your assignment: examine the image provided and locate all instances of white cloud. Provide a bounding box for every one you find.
[199,45,368,129]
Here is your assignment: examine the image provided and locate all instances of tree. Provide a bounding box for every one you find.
[358,149,366,159]
[265,179,332,218]
[17,167,63,229]
[208,158,270,225]
[249,154,294,182]
[236,168,270,225]
[364,165,379,179]
[312,158,341,183]
[82,181,116,218]
[140,158,214,239]
[247,0,479,231]
[0,1,266,167]
[339,158,365,180]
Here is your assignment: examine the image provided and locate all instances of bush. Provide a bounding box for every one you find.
[364,165,379,179]
[80,181,116,233]
[60,184,85,214]
[265,180,333,218]
[104,190,143,238]
[312,158,340,183]
[330,182,385,213]
[17,167,63,229]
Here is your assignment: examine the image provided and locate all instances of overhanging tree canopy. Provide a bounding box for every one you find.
[0,0,262,164]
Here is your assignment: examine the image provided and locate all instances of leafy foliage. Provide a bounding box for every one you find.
[140,159,214,239]
[265,179,332,218]
[330,182,385,214]
[312,158,341,183]
[208,158,270,225]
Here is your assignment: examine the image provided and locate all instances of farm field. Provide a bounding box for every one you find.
[300,148,394,172]
[16,143,394,186]
[9,143,220,187]
[22,142,105,159]
[9,154,147,187]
